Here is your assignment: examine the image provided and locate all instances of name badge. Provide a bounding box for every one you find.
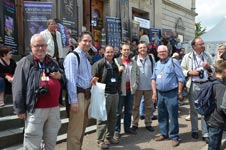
[157,72,162,79]
[41,72,49,81]
[111,78,116,82]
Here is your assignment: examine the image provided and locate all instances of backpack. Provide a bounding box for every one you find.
[194,80,219,116]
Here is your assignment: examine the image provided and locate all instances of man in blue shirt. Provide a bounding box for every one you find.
[152,45,185,147]
[64,31,95,150]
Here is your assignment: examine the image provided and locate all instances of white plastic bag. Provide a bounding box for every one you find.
[88,82,107,121]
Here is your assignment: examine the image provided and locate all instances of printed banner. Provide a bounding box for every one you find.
[120,0,130,41]
[24,1,53,50]
[149,28,161,44]
[3,0,18,54]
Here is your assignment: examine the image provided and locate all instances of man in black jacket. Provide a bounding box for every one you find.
[92,45,121,149]
[205,60,226,150]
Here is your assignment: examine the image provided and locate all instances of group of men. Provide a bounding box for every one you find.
[11,18,226,150]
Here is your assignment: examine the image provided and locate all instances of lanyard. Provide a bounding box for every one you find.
[193,52,204,69]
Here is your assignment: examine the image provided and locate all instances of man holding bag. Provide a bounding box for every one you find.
[92,45,121,149]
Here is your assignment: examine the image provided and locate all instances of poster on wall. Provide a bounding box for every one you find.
[24,1,53,51]
[60,0,78,38]
[131,20,139,40]
[120,0,130,41]
[149,28,161,44]
[106,16,121,49]
[0,0,3,46]
[3,0,18,54]
[162,28,173,38]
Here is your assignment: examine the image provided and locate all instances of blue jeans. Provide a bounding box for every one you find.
[157,89,179,140]
[139,96,155,118]
[208,126,223,150]
[115,90,134,133]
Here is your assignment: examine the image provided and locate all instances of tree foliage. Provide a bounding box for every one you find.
[195,22,206,37]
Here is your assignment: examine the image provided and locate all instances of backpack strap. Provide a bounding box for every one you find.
[71,51,80,66]
[135,54,154,72]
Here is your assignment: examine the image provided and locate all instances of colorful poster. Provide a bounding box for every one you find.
[131,20,140,40]
[60,0,78,38]
[24,1,53,50]
[120,0,130,41]
[149,28,161,43]
[105,17,121,49]
[3,0,18,54]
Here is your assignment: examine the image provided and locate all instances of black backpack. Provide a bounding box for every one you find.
[194,80,219,116]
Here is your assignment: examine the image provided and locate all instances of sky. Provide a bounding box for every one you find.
[196,0,226,31]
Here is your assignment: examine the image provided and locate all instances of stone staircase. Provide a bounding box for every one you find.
[0,95,96,149]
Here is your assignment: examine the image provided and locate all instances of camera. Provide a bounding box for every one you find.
[35,86,48,98]
[46,64,59,76]
[199,69,204,79]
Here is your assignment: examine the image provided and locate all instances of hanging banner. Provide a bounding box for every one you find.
[60,0,78,38]
[0,0,3,46]
[149,28,161,43]
[131,20,139,40]
[120,0,130,41]
[24,1,53,50]
[3,0,18,54]
[106,16,121,49]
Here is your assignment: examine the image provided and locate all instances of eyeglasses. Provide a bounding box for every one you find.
[32,44,47,48]
[158,51,167,53]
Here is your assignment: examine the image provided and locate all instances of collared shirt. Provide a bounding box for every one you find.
[152,57,185,92]
[64,47,92,104]
[136,55,154,90]
[192,51,209,82]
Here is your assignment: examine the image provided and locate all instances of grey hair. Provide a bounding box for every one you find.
[30,34,46,45]
[157,45,168,52]
[47,19,56,26]
[218,44,226,50]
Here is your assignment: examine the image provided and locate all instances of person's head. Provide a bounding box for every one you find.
[0,46,13,59]
[132,38,138,45]
[30,34,47,61]
[172,52,180,60]
[218,44,226,56]
[120,42,130,59]
[137,41,148,56]
[191,37,205,53]
[180,48,185,54]
[77,31,93,52]
[215,60,226,79]
[104,45,114,62]
[157,45,169,61]
[98,47,105,55]
[47,19,57,33]
[114,47,119,56]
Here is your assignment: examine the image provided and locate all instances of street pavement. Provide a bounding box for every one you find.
[56,101,226,150]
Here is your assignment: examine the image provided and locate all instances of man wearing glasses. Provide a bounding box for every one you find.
[181,37,215,144]
[152,45,185,147]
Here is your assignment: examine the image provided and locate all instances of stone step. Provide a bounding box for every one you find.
[0,104,14,117]
[1,122,97,150]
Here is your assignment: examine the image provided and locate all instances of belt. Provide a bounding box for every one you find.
[158,88,177,93]
[77,87,91,93]
[192,80,208,84]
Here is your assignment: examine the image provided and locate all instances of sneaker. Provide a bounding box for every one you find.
[104,138,119,145]
[113,133,120,140]
[0,103,5,107]
[185,115,190,121]
[202,137,209,144]
[146,126,154,132]
[172,139,180,147]
[155,135,167,141]
[191,132,199,139]
[151,115,158,120]
[97,141,109,149]
[125,128,137,134]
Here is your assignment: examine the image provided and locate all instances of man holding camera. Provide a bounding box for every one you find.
[13,34,63,150]
[181,37,215,143]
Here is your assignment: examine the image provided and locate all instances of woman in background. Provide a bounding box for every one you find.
[0,46,16,106]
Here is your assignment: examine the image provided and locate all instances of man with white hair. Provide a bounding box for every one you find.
[152,45,185,147]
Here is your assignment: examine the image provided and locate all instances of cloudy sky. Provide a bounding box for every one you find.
[196,0,226,31]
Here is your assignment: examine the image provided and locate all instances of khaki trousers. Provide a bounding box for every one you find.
[67,93,90,150]
[132,90,152,127]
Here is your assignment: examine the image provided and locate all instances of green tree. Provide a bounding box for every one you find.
[195,22,206,37]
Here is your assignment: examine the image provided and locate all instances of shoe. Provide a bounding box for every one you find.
[191,132,199,139]
[125,128,137,134]
[185,115,190,121]
[140,115,145,120]
[131,126,138,131]
[0,103,5,107]
[104,138,119,145]
[202,137,209,144]
[172,139,180,147]
[97,141,109,149]
[146,126,154,132]
[155,135,167,141]
[151,115,158,120]
[113,133,120,140]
